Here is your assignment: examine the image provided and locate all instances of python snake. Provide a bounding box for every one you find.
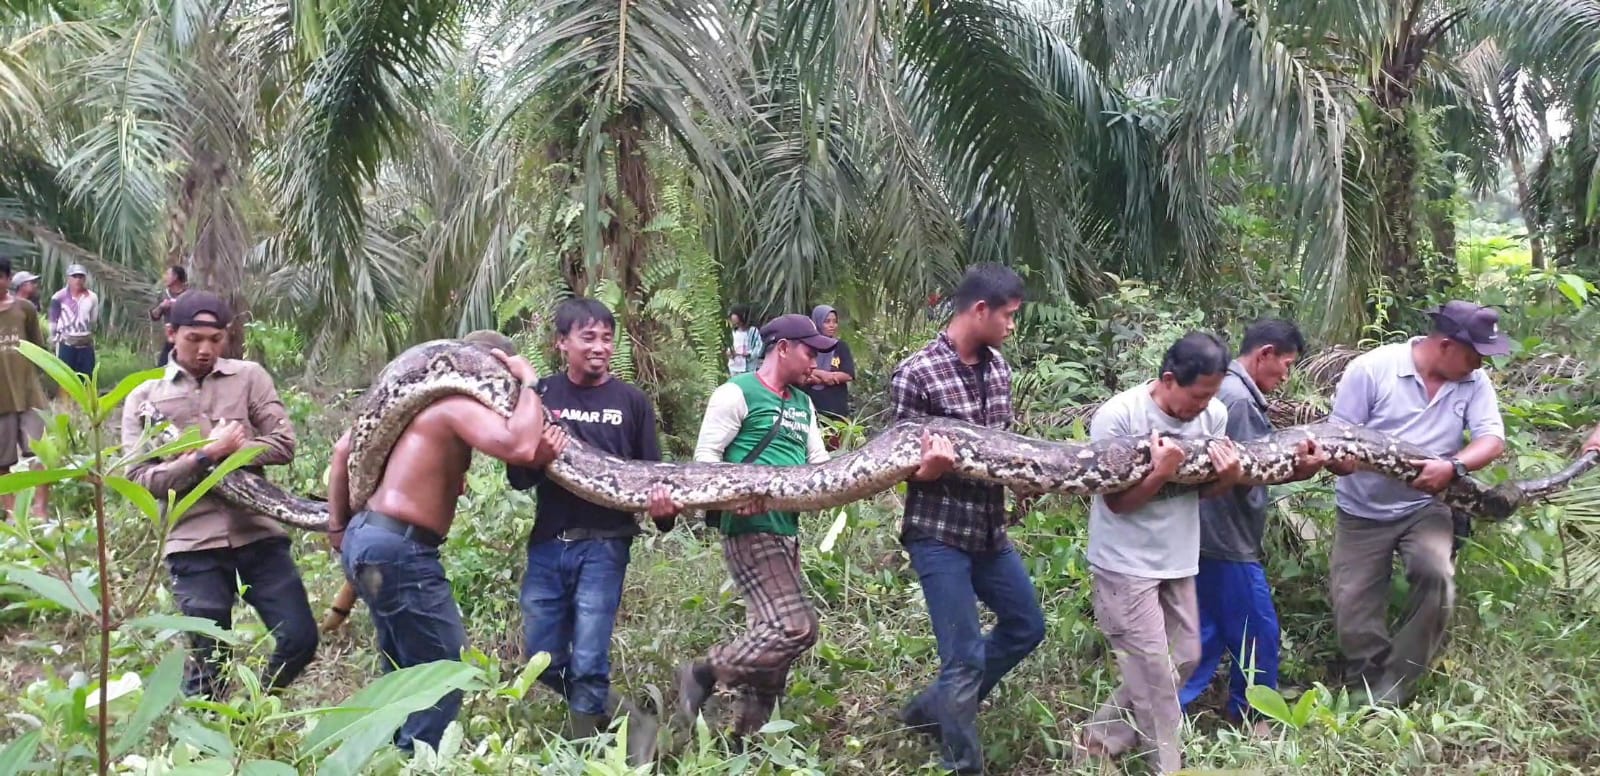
[136,338,1598,531]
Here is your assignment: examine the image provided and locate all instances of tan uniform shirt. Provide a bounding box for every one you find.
[121,358,297,556]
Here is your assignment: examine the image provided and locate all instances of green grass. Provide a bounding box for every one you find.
[10,475,1593,774]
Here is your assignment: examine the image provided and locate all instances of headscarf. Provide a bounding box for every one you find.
[810,304,837,371]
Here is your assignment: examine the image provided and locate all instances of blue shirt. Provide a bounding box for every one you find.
[1330,338,1505,520]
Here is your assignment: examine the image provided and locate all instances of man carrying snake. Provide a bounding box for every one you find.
[675,312,956,742]
[1076,331,1241,774]
[891,263,1040,776]
[122,291,318,700]
[506,298,677,763]
[325,329,548,753]
[1324,300,1509,706]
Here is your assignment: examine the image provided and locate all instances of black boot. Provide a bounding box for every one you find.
[605,690,660,767]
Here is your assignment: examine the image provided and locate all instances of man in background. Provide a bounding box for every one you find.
[11,271,40,306]
[48,264,99,381]
[150,265,190,367]
[725,305,764,376]
[0,259,49,519]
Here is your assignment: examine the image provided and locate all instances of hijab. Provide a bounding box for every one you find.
[810,304,837,371]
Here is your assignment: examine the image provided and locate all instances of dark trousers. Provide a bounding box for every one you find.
[165,536,319,699]
[341,511,467,752]
[901,536,1047,774]
[158,341,174,367]
[56,343,94,379]
[520,537,631,717]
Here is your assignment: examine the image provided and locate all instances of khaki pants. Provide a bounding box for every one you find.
[1083,566,1200,774]
[1329,502,1454,702]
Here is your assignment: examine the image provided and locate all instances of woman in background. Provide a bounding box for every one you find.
[805,304,855,449]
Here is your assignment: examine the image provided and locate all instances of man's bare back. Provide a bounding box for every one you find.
[364,399,480,536]
[327,345,546,546]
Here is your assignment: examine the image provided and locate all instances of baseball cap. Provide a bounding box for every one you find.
[65,264,87,277]
[168,290,233,328]
[11,271,37,288]
[760,313,838,352]
[1427,300,1511,357]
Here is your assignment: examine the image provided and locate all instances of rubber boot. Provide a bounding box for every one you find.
[605,690,660,767]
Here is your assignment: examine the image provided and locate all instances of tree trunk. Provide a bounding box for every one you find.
[603,105,661,382]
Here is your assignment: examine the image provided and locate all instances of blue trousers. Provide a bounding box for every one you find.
[57,343,94,379]
[341,512,467,752]
[902,537,1046,774]
[1179,557,1281,719]
[520,537,631,717]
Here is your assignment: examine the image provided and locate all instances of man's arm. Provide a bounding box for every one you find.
[244,366,297,467]
[446,385,546,466]
[121,390,208,496]
[1197,403,1236,499]
[327,430,352,543]
[891,364,948,481]
[1458,380,1506,471]
[804,410,829,464]
[694,382,747,463]
[23,302,44,349]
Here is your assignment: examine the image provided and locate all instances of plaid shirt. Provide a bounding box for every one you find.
[890,331,1014,552]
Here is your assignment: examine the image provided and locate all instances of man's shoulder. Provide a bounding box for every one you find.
[1350,341,1408,372]
[220,358,276,383]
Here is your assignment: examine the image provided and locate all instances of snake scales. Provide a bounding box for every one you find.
[140,338,1598,531]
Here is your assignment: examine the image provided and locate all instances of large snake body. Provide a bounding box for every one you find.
[148,339,1598,530]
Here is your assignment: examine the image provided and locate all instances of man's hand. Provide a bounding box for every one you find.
[733,496,767,516]
[201,419,249,461]
[647,484,682,520]
[1409,458,1457,494]
[490,348,538,385]
[1209,439,1242,486]
[1290,438,1330,479]
[1585,425,1600,455]
[1149,430,1185,479]
[917,432,957,481]
[531,424,568,469]
[158,298,174,312]
[327,528,344,553]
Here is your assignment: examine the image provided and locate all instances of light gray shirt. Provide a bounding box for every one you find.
[1088,381,1228,579]
[1331,338,1505,521]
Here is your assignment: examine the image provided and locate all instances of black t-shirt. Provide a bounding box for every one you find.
[804,340,856,419]
[507,373,664,544]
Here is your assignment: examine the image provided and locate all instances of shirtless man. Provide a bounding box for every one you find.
[326,330,547,753]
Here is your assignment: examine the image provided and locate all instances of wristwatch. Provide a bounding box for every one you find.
[195,451,216,473]
[1449,457,1468,480]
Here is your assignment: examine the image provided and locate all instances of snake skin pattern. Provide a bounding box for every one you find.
[141,339,1599,530]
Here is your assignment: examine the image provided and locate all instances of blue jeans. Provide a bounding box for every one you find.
[520,537,631,717]
[902,537,1046,773]
[1179,557,1281,719]
[340,512,467,752]
[56,343,94,379]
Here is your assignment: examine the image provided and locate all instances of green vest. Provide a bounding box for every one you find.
[717,372,816,537]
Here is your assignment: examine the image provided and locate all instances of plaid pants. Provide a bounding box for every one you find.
[709,532,820,694]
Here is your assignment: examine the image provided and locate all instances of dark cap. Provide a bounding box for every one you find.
[760,313,838,352]
[168,291,233,329]
[1427,300,1510,356]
